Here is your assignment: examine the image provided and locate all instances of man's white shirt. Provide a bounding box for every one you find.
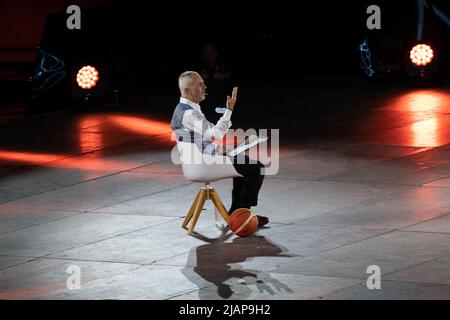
[179,97,232,142]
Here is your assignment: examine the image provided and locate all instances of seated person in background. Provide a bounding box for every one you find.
[200,43,231,83]
[199,43,233,118]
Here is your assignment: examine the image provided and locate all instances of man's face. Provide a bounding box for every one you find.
[187,74,207,103]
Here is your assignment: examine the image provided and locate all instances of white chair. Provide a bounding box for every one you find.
[176,141,242,235]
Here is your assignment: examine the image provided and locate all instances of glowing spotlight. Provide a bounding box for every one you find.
[76,66,99,89]
[410,44,434,66]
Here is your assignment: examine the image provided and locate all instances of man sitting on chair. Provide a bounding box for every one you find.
[170,71,269,227]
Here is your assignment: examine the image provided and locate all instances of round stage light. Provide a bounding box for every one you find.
[410,44,434,66]
[76,66,99,89]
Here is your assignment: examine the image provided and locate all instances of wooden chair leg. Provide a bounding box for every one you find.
[188,189,208,235]
[209,189,230,224]
[182,189,202,228]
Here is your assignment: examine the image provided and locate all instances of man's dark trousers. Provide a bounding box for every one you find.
[229,155,265,212]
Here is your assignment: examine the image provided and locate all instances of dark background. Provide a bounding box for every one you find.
[1,0,449,118]
[36,0,449,84]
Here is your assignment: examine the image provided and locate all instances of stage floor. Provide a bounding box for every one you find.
[1,80,450,300]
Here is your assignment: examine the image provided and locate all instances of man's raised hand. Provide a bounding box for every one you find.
[226,86,238,111]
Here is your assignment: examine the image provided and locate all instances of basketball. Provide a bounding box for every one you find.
[229,208,259,237]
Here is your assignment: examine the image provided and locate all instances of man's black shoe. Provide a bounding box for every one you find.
[257,215,269,227]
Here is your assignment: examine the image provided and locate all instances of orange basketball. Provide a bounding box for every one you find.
[229,208,259,237]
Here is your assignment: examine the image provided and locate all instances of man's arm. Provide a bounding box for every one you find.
[183,109,232,141]
[183,86,238,141]
[226,87,238,111]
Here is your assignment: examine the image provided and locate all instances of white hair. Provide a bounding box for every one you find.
[178,71,199,94]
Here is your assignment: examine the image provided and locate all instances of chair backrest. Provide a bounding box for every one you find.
[176,141,241,182]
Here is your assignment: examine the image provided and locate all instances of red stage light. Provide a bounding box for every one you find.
[76,66,99,89]
[410,44,434,66]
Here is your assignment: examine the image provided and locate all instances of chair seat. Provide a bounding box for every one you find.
[177,141,242,182]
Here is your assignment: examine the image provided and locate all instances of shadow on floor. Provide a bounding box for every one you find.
[182,230,296,299]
